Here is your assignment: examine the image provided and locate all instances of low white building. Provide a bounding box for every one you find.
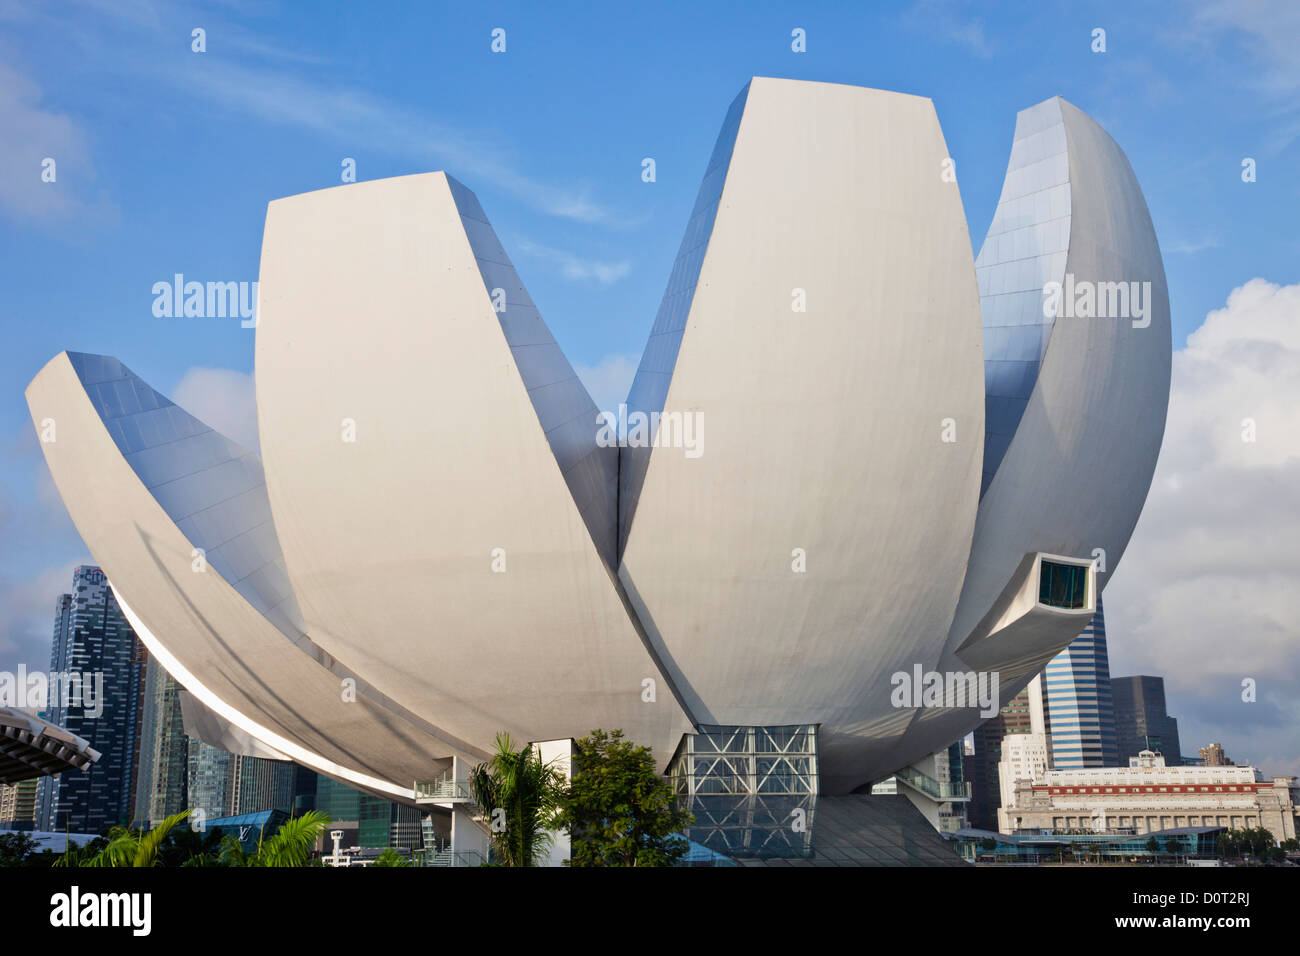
[996,733,1051,831]
[1000,750,1299,839]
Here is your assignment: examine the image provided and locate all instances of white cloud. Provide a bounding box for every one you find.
[1192,0,1300,96]
[1106,278,1300,775]
[0,59,98,223]
[514,238,632,285]
[1164,235,1223,255]
[1187,0,1300,154]
[0,561,83,669]
[170,366,259,452]
[38,2,622,226]
[574,353,639,414]
[170,61,618,225]
[902,1,993,59]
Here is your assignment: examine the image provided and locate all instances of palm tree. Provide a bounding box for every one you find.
[54,810,192,867]
[468,732,567,867]
[370,847,412,867]
[218,810,331,867]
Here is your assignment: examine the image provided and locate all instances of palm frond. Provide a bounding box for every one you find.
[257,810,331,867]
[133,809,191,867]
[217,833,250,867]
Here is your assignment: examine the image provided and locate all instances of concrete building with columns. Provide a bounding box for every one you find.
[1000,750,1299,839]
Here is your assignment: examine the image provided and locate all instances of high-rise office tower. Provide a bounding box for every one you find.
[964,686,1034,830]
[1199,742,1235,767]
[132,655,189,826]
[187,739,297,823]
[937,740,969,833]
[232,755,295,815]
[35,566,146,833]
[0,778,38,828]
[313,773,423,849]
[1036,596,1118,769]
[1111,675,1182,766]
[187,740,236,821]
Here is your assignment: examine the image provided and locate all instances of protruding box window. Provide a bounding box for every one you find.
[1038,560,1088,609]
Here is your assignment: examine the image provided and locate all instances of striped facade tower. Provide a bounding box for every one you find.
[1038,596,1118,769]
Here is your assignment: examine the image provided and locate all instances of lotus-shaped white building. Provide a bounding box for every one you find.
[26,78,1169,804]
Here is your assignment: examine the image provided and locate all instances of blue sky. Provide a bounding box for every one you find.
[2,1,1298,772]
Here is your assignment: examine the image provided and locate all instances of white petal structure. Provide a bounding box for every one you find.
[25,352,479,801]
[888,96,1172,767]
[618,79,985,793]
[253,171,694,773]
[26,79,1169,800]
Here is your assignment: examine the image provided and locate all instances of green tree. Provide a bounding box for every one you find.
[468,732,566,867]
[370,847,412,867]
[217,810,331,867]
[157,822,223,867]
[54,810,192,867]
[1144,835,1161,857]
[0,832,40,867]
[557,728,693,867]
[1250,827,1277,862]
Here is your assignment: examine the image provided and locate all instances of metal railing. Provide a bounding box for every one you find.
[894,764,972,802]
[413,776,473,802]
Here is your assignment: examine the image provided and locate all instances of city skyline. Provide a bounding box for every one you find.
[0,562,424,854]
[2,561,1274,843]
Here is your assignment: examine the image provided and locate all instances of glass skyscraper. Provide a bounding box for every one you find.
[313,773,423,849]
[132,654,189,826]
[187,743,295,821]
[187,741,236,820]
[1111,675,1182,767]
[233,753,295,815]
[1038,596,1117,769]
[35,566,146,833]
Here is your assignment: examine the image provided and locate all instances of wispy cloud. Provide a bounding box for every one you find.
[1164,235,1223,255]
[574,352,639,413]
[47,0,623,225]
[1107,277,1300,776]
[1191,0,1300,96]
[170,366,259,453]
[0,59,110,225]
[1185,0,1300,154]
[514,237,632,284]
[901,0,993,59]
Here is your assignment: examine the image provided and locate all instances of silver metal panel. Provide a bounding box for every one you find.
[177,690,289,761]
[617,78,986,793]
[28,82,1169,800]
[446,175,620,568]
[974,98,1071,495]
[619,82,751,548]
[892,97,1171,769]
[27,353,485,801]
[65,351,298,631]
[254,172,693,772]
